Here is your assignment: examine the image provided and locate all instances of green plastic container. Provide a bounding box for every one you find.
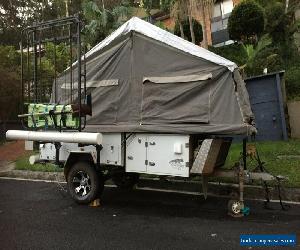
[27,103,79,129]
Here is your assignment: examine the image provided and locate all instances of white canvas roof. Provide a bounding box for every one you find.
[85,17,237,72]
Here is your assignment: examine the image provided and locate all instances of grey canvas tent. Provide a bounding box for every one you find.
[55,17,256,135]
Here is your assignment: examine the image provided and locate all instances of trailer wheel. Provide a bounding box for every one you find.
[228,199,242,215]
[67,161,103,204]
[112,173,139,189]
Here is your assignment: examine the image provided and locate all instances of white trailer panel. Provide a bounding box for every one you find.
[39,133,123,166]
[126,134,190,177]
[147,135,189,177]
[126,134,147,173]
[100,133,123,165]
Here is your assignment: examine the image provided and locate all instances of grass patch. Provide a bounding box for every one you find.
[222,140,300,188]
[15,155,63,172]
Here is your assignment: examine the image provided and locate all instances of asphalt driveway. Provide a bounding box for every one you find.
[0,178,299,250]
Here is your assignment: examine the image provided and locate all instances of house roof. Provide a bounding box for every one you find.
[85,17,237,71]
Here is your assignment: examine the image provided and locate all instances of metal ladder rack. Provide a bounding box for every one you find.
[19,15,88,132]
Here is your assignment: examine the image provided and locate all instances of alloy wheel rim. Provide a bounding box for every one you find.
[232,201,241,214]
[72,171,91,197]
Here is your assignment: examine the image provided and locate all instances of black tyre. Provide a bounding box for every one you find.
[228,199,242,215]
[67,161,104,204]
[112,172,139,189]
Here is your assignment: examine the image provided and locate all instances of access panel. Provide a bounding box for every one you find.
[125,134,190,177]
[126,134,147,173]
[147,135,190,177]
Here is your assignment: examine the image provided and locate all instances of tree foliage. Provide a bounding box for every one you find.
[170,0,211,45]
[265,2,289,43]
[82,0,132,47]
[44,43,70,74]
[0,46,21,121]
[0,46,20,69]
[209,43,247,66]
[241,35,283,76]
[286,65,300,100]
[0,41,71,120]
[265,0,300,44]
[139,0,161,15]
[228,0,265,43]
[0,0,84,47]
[209,36,283,77]
[170,0,187,39]
[174,18,203,44]
[0,68,20,121]
[139,0,172,13]
[160,0,173,11]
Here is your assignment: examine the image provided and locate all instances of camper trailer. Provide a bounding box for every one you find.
[7,16,281,216]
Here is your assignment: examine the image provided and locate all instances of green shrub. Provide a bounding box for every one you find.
[251,55,283,76]
[228,0,265,43]
[209,43,247,66]
[155,21,169,31]
[210,34,285,77]
[285,65,300,100]
[265,2,289,43]
[0,46,21,121]
[0,46,20,69]
[245,45,284,76]
[278,41,300,67]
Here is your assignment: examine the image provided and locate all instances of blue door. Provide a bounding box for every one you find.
[245,73,287,141]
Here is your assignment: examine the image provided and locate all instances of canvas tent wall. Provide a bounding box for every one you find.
[54,17,255,135]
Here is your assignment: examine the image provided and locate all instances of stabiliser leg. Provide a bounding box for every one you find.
[227,138,249,217]
[227,160,249,217]
[54,142,61,166]
[276,179,290,211]
[90,144,103,208]
[255,149,289,211]
[238,161,245,210]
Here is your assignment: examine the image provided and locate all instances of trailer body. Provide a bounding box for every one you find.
[36,133,230,178]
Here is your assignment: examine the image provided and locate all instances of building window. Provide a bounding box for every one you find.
[222,0,234,16]
[213,0,233,18]
[211,0,234,46]
[213,3,222,18]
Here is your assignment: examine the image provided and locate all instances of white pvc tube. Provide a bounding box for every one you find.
[29,155,41,165]
[6,130,102,145]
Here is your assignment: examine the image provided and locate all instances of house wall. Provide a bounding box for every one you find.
[288,101,300,139]
[152,0,241,47]
[161,17,175,30]
[210,0,241,46]
[232,0,240,6]
[191,0,241,47]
